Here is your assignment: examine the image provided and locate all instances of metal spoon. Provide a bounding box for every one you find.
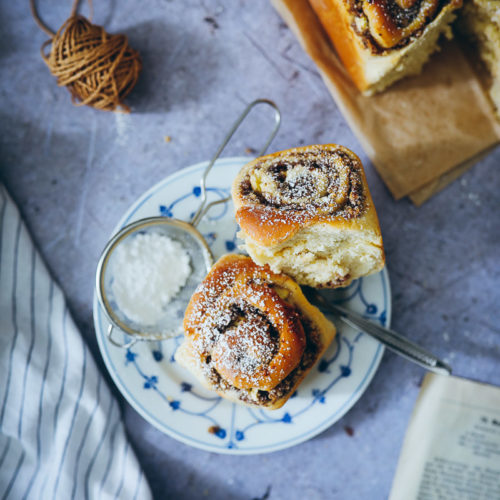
[308,289,452,375]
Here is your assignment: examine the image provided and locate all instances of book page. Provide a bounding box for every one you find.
[390,374,500,500]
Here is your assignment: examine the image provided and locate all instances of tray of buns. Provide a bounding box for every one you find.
[271,0,500,204]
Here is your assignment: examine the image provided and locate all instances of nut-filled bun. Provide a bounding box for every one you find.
[232,144,385,288]
[176,254,336,409]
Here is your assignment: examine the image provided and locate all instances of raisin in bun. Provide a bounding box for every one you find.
[175,254,336,409]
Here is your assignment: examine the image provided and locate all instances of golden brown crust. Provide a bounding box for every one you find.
[177,254,336,409]
[232,144,382,247]
[309,0,370,92]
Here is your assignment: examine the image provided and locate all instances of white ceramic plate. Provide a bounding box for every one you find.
[93,157,391,454]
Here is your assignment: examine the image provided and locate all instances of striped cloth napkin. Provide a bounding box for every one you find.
[0,185,152,500]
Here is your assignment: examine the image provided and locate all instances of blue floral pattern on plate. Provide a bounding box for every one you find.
[93,157,391,454]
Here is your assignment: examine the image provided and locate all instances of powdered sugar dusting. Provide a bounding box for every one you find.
[239,147,365,221]
[111,232,191,325]
[212,307,279,386]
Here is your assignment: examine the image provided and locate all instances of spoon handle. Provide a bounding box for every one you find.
[310,291,452,376]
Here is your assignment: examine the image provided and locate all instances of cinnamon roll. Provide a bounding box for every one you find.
[309,0,462,94]
[232,144,384,288]
[175,254,336,409]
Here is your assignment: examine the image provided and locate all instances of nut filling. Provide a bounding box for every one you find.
[349,0,446,53]
[239,150,365,220]
[204,318,323,407]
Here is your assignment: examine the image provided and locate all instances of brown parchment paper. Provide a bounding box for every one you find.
[271,0,500,204]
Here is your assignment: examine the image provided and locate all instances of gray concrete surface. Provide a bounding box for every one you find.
[1,1,499,499]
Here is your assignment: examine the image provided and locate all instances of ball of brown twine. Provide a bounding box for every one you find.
[31,1,141,112]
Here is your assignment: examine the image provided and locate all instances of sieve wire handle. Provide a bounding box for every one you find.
[106,323,185,348]
[107,324,138,349]
[190,99,281,227]
[107,324,181,348]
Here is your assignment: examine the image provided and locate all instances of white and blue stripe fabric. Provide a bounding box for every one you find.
[0,185,152,500]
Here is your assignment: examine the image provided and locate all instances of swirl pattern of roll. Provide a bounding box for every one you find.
[176,254,336,409]
[362,0,440,49]
[232,144,385,288]
[308,0,462,94]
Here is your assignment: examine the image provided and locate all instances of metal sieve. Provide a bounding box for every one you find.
[96,99,281,348]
